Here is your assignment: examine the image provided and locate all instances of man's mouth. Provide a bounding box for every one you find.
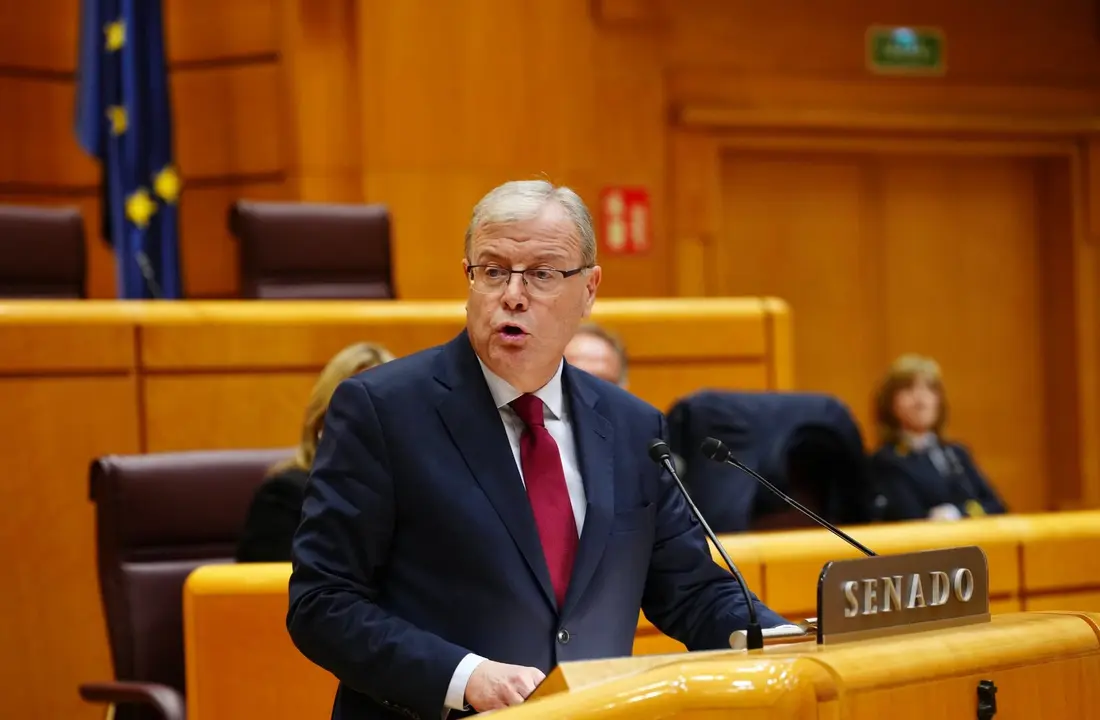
[500,324,526,337]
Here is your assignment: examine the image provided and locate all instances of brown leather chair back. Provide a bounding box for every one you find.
[229,200,394,299]
[0,204,87,298]
[86,448,293,720]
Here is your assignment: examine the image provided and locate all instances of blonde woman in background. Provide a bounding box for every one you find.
[870,354,1006,522]
[236,342,395,562]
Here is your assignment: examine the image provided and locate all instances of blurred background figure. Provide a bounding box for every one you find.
[564,322,629,388]
[566,322,696,479]
[236,342,395,562]
[870,354,1006,522]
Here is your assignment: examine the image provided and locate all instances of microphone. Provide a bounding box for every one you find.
[700,437,877,557]
[134,250,164,299]
[647,439,764,651]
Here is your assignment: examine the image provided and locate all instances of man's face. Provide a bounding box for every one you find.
[464,204,601,391]
[564,333,625,387]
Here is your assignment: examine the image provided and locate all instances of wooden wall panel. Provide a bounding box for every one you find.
[172,65,284,180]
[356,0,668,299]
[1089,206,1100,508]
[1036,160,1085,509]
[0,77,98,187]
[0,0,78,71]
[878,156,1046,512]
[181,181,290,298]
[6,0,1100,307]
[1,373,141,720]
[658,0,1100,81]
[279,0,361,201]
[631,363,768,413]
[710,150,1057,513]
[169,55,288,299]
[0,317,135,374]
[166,0,286,297]
[669,72,1100,119]
[716,153,882,414]
[144,374,311,451]
[165,0,279,62]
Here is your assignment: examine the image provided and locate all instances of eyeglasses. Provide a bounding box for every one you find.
[467,264,591,298]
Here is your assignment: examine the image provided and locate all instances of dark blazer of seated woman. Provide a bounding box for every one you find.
[871,438,1006,522]
[235,342,394,563]
[236,466,311,562]
[869,353,1007,523]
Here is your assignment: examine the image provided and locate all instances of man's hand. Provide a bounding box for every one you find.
[464,660,545,712]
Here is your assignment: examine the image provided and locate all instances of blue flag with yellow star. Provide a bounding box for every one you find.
[74,0,183,299]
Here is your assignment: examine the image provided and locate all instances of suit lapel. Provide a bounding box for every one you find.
[561,366,614,616]
[434,333,557,609]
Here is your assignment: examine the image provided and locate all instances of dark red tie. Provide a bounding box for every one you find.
[510,394,578,608]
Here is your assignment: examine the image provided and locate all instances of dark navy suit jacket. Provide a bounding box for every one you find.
[287,332,786,720]
[871,441,1007,522]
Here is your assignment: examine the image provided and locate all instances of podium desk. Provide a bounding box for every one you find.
[501,612,1100,719]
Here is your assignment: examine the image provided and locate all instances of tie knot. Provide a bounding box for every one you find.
[510,394,545,428]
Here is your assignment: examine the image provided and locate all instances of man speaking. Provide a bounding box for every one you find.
[287,180,788,719]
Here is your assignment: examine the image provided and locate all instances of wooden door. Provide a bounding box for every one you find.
[711,150,1052,512]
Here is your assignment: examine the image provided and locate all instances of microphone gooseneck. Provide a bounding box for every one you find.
[700,437,877,557]
[647,438,764,651]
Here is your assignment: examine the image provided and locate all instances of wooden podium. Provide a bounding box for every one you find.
[496,546,1100,718]
[500,612,1100,718]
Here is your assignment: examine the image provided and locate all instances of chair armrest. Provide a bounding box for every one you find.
[79,681,185,720]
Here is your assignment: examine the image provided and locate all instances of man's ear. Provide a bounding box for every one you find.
[583,265,602,315]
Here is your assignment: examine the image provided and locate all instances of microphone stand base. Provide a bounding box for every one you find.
[745,622,764,651]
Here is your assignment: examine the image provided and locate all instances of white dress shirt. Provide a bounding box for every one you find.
[442,360,587,714]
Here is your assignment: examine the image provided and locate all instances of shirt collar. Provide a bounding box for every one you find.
[477,357,565,421]
[903,431,938,452]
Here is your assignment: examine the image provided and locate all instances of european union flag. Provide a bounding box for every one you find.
[74,0,183,299]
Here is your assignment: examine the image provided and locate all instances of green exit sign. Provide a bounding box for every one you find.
[867,26,945,75]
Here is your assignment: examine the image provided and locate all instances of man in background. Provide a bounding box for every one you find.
[564,322,629,388]
[566,323,691,478]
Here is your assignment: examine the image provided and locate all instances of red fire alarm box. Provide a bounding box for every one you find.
[599,187,650,255]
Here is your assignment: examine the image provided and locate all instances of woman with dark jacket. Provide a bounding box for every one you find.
[870,354,1006,523]
[235,342,394,562]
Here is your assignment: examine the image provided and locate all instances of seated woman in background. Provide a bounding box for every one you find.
[236,342,395,562]
[870,354,1006,522]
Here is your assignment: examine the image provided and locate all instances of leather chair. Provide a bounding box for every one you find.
[80,448,293,720]
[668,391,875,533]
[229,200,394,299]
[0,204,86,298]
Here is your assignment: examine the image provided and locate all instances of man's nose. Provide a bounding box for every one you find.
[501,272,529,309]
